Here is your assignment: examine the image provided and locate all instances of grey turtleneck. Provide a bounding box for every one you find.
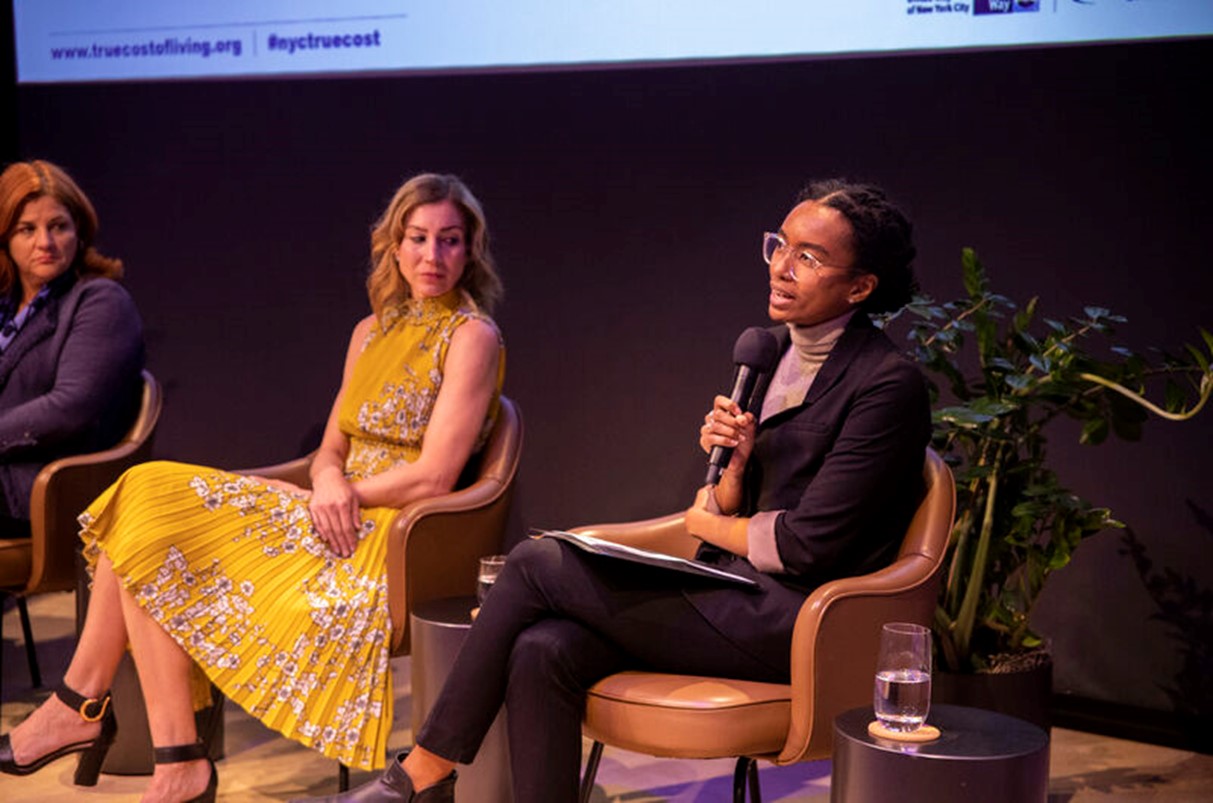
[748,309,855,573]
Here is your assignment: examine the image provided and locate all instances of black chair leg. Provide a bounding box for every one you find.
[747,757,762,803]
[579,740,604,803]
[339,762,350,791]
[733,756,760,803]
[16,597,42,688]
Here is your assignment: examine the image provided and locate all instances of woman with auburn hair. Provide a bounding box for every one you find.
[0,159,144,538]
[0,172,506,803]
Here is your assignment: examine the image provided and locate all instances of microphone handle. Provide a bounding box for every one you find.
[704,365,758,485]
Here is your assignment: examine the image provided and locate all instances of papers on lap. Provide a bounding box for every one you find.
[531,529,758,587]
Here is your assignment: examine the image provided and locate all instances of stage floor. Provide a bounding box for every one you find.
[4,591,1210,802]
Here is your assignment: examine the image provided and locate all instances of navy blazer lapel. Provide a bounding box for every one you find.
[802,312,876,405]
[753,313,877,427]
[0,292,62,387]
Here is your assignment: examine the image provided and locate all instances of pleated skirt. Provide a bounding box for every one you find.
[79,460,398,771]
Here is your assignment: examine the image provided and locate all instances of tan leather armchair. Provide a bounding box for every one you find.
[573,448,955,803]
[243,395,523,657]
[0,370,163,692]
[243,396,523,789]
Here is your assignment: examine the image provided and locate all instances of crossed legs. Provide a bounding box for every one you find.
[400,537,788,803]
[5,553,209,802]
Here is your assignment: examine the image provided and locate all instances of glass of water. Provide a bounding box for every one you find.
[477,554,507,606]
[873,622,932,732]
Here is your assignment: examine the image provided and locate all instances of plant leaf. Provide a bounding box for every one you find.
[934,406,996,427]
[1080,417,1109,445]
[1185,344,1210,373]
[961,248,985,297]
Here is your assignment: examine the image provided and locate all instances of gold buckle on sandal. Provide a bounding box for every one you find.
[78,695,110,722]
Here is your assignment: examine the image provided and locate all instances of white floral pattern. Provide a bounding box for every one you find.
[77,290,502,771]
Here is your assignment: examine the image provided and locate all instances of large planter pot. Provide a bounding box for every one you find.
[933,653,1053,733]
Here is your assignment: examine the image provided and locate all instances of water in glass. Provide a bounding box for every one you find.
[874,668,931,731]
[873,622,932,732]
[477,554,507,606]
[476,575,495,606]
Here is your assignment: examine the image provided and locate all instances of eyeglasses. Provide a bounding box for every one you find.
[762,231,852,282]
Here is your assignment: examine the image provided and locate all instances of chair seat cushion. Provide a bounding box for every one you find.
[0,539,33,588]
[584,671,791,759]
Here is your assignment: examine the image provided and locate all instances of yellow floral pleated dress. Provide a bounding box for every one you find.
[78,290,503,771]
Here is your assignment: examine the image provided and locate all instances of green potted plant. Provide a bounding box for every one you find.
[885,248,1213,728]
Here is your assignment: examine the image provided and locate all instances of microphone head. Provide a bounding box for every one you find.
[732,326,780,371]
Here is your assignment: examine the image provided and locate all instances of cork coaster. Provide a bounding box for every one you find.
[868,720,941,742]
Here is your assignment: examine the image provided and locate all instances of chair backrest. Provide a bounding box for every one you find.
[24,370,163,595]
[776,447,955,764]
[386,395,523,654]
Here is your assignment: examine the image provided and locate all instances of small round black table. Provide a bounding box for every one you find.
[831,703,1049,803]
[410,596,512,803]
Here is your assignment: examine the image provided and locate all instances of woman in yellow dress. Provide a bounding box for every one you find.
[0,173,505,803]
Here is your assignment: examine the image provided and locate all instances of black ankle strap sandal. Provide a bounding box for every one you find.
[54,683,112,723]
[0,682,117,785]
[154,741,218,803]
[154,741,209,764]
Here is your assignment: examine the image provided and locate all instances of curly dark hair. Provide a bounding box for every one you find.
[797,179,917,314]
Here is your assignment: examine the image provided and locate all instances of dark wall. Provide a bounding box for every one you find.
[14,40,1213,722]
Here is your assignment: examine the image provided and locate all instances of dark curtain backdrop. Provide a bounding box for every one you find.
[14,39,1212,723]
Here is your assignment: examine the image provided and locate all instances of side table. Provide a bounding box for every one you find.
[831,703,1049,803]
[410,596,512,803]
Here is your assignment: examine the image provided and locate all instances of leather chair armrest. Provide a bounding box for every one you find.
[235,453,315,488]
[26,435,155,594]
[776,552,941,764]
[570,513,701,560]
[385,476,514,654]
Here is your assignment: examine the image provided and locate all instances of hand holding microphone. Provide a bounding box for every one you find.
[703,327,779,486]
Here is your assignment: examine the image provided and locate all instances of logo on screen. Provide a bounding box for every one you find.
[974,0,1040,12]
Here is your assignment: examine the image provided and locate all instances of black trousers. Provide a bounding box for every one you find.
[415,537,791,803]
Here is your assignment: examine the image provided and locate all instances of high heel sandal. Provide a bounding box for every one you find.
[0,682,117,785]
[154,741,218,803]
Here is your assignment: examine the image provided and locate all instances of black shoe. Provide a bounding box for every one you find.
[290,751,456,803]
[0,683,117,786]
[154,741,218,803]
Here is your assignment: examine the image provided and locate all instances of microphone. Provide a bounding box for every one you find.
[705,326,780,485]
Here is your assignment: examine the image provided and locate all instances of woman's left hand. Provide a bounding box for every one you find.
[686,485,749,556]
[685,486,720,540]
[308,468,363,558]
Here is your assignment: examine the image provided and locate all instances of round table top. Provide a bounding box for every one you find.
[834,704,1048,760]
[412,595,478,627]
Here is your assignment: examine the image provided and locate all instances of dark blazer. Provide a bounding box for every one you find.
[0,276,144,520]
[686,312,931,675]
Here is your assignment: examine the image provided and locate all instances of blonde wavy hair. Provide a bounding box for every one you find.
[0,160,123,297]
[367,173,502,321]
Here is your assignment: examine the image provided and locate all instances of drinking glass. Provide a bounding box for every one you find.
[477,554,507,606]
[873,622,932,732]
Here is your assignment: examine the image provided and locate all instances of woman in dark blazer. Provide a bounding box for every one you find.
[0,160,144,537]
[302,179,931,803]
